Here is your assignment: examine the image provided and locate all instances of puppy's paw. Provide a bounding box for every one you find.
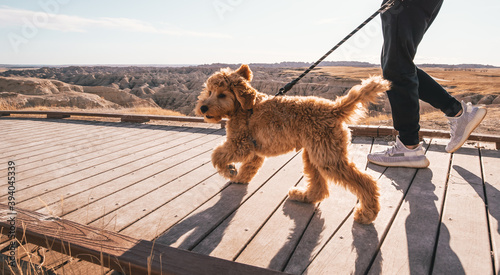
[288,187,312,203]
[219,164,238,179]
[353,205,377,225]
[227,164,237,176]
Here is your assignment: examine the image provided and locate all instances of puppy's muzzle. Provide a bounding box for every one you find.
[200,105,214,119]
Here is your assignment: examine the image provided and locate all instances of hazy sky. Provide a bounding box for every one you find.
[1,0,499,66]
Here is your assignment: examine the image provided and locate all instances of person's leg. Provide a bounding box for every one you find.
[417,68,462,117]
[368,0,444,168]
[371,0,487,165]
[381,0,445,146]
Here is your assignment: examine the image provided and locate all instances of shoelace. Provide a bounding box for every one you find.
[384,141,398,156]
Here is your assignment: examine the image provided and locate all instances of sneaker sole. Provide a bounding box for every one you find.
[368,158,430,168]
[446,108,487,153]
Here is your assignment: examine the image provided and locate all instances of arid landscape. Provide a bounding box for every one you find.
[1,64,499,135]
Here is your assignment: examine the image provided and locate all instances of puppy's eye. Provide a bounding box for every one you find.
[217,93,226,99]
[208,91,212,96]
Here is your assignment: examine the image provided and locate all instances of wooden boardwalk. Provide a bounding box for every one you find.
[0,117,499,274]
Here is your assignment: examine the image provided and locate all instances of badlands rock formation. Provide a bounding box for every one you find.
[0,76,119,109]
[0,75,158,109]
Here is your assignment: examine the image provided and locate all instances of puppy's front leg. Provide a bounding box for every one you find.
[211,144,238,180]
[231,155,264,184]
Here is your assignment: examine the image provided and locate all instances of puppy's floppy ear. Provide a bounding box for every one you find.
[234,85,256,110]
[235,64,253,81]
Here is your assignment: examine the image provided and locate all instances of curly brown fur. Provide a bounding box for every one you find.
[195,64,390,224]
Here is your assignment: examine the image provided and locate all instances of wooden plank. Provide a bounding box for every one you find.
[120,172,228,241]
[0,121,150,169]
[0,204,287,275]
[54,259,108,275]
[0,121,83,143]
[0,110,124,118]
[20,246,73,272]
[3,124,186,179]
[349,125,380,137]
[1,122,133,159]
[366,139,450,274]
[1,120,135,146]
[0,243,57,274]
[302,138,424,274]
[60,147,217,224]
[46,113,70,119]
[121,116,150,123]
[1,124,182,176]
[233,178,314,271]
[283,137,373,274]
[432,145,493,274]
[88,161,220,231]
[0,119,73,136]
[1,127,207,204]
[25,130,224,213]
[481,147,500,274]
[123,151,297,242]
[377,125,399,137]
[0,120,104,151]
[0,117,115,137]
[235,137,373,272]
[189,153,304,259]
[5,127,217,198]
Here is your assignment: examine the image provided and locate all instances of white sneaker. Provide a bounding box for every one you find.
[446,101,487,153]
[367,136,430,168]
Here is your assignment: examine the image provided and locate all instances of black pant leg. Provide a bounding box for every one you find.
[417,68,462,117]
[381,0,445,146]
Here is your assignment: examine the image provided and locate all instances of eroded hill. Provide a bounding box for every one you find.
[1,65,499,135]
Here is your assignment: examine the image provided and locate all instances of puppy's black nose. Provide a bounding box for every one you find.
[200,105,209,114]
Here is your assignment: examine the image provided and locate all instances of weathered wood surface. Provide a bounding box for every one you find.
[2,111,498,147]
[0,117,499,274]
[0,204,286,275]
[482,147,500,275]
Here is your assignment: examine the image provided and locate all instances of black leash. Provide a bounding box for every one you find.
[275,0,397,96]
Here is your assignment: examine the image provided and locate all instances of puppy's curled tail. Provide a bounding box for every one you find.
[333,76,390,123]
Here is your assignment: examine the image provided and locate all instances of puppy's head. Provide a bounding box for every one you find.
[195,64,256,123]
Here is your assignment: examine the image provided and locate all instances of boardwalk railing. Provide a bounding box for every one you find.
[0,110,226,127]
[0,204,285,275]
[1,110,499,149]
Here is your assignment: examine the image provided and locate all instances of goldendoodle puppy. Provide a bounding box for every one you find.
[195,64,390,224]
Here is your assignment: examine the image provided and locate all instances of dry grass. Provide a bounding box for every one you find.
[0,197,155,274]
[318,67,500,136]
[357,105,500,136]
[123,107,184,116]
[317,66,500,97]
[0,100,183,117]
[0,100,184,116]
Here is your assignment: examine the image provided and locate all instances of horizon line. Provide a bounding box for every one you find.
[1,61,499,69]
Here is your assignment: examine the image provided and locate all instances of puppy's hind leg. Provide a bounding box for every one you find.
[231,155,265,184]
[289,150,330,204]
[320,158,380,224]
